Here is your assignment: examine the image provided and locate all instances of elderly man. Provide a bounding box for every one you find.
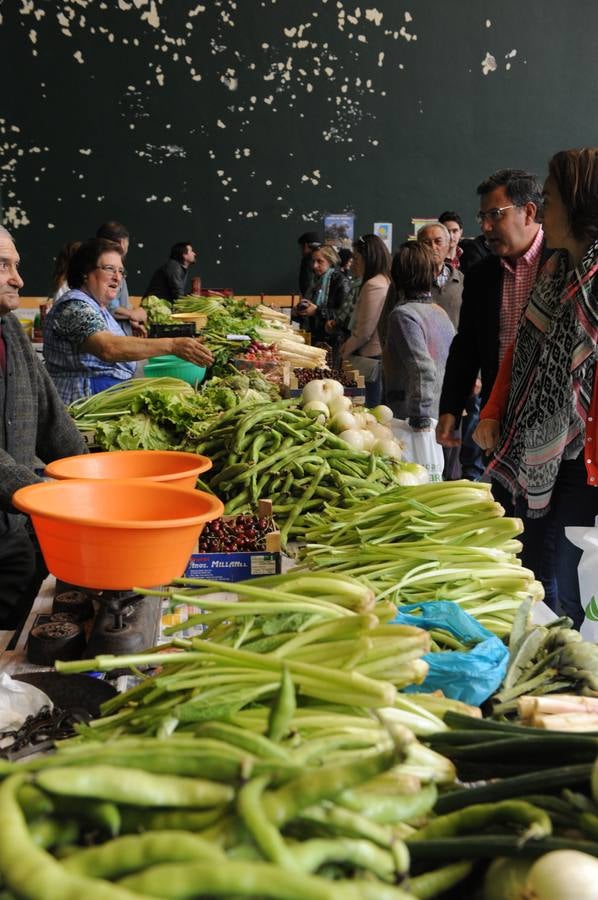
[417,222,463,329]
[0,226,87,627]
[436,168,557,607]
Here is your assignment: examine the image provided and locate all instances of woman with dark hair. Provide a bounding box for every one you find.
[50,240,81,301]
[340,234,391,406]
[383,242,455,428]
[293,244,350,352]
[475,147,598,626]
[43,237,212,404]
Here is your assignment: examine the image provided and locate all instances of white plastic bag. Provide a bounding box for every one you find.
[390,418,444,483]
[564,525,598,641]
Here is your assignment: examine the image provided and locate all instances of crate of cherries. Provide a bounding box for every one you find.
[197,513,275,553]
[185,500,281,582]
[292,366,358,389]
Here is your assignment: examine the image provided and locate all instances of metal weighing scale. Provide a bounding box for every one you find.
[53,581,162,657]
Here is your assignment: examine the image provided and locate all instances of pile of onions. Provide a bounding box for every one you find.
[301,379,403,459]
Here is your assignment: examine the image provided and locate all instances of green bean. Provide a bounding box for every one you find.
[338,782,438,825]
[237,775,299,869]
[35,766,234,809]
[263,748,399,826]
[119,858,414,899]
[407,860,473,899]
[267,666,296,743]
[296,803,395,847]
[0,774,148,900]
[28,817,80,850]
[119,805,226,834]
[410,799,551,841]
[194,721,293,763]
[63,831,224,879]
[291,837,399,881]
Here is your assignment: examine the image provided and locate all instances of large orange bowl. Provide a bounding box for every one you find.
[45,450,212,490]
[13,479,224,591]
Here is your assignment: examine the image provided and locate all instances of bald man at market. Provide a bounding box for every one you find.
[0,225,87,629]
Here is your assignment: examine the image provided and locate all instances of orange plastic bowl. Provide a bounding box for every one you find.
[45,450,213,490]
[13,479,224,591]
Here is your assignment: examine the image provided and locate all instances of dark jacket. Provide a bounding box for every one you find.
[459,236,491,275]
[0,313,87,534]
[143,259,190,304]
[439,243,552,419]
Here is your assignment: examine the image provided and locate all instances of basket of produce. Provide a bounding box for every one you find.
[45,449,213,490]
[143,354,207,386]
[12,479,224,590]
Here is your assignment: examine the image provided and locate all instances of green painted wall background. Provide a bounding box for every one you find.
[2,0,598,295]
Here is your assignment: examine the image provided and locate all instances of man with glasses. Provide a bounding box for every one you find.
[436,168,557,605]
[0,225,87,627]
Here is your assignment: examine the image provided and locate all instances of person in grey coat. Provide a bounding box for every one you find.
[383,242,455,429]
[0,226,87,628]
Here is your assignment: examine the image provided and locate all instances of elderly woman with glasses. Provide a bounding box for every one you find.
[43,237,213,404]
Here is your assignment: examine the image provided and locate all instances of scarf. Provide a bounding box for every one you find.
[490,240,598,515]
[311,267,334,310]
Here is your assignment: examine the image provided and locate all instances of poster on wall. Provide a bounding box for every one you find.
[323,213,355,247]
[374,222,392,252]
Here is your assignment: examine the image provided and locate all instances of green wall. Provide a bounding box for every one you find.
[2,0,598,295]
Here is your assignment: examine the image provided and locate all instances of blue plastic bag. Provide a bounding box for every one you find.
[392,601,508,706]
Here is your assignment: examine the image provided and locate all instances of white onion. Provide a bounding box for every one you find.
[373,437,402,458]
[327,395,352,417]
[360,430,376,450]
[330,410,359,433]
[526,850,598,899]
[338,429,365,450]
[371,404,394,424]
[369,422,394,440]
[302,379,344,405]
[303,400,330,420]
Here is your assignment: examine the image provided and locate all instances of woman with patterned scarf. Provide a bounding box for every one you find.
[475,148,598,627]
[293,244,350,357]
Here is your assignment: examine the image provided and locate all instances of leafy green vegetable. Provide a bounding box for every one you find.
[141,295,175,324]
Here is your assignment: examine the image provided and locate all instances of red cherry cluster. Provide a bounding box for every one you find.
[198,515,274,552]
[293,367,358,388]
[244,341,279,362]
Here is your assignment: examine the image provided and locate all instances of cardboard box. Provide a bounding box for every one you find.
[184,500,282,583]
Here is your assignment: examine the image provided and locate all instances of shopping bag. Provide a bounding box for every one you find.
[564,525,598,641]
[390,418,444,482]
[392,601,509,705]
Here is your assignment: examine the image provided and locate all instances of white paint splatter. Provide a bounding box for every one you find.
[485,18,492,27]
[79,148,92,156]
[365,8,383,26]
[481,52,497,75]
[73,50,84,64]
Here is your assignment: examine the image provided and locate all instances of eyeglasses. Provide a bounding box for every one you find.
[476,205,517,225]
[96,264,126,277]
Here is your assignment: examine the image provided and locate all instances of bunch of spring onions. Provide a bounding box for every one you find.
[300,481,544,638]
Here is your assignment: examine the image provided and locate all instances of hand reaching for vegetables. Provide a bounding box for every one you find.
[473,418,500,453]
[172,337,214,367]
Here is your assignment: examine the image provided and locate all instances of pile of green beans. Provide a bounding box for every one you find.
[191,399,405,545]
[299,481,544,637]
